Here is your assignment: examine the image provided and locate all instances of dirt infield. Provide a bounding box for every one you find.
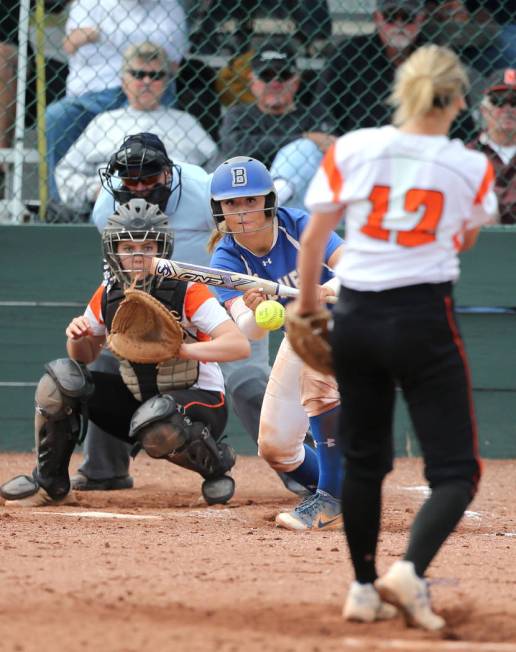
[0,453,515,652]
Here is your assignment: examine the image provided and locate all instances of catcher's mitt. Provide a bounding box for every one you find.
[285,303,334,376]
[108,288,184,364]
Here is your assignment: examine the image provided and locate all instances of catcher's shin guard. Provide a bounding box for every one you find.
[130,395,236,504]
[33,359,94,499]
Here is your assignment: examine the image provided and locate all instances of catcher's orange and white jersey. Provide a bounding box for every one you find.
[84,281,229,393]
[305,125,498,291]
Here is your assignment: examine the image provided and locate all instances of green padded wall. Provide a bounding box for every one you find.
[1,225,516,457]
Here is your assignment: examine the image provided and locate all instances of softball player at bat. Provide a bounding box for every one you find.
[294,45,498,628]
[0,199,250,508]
[208,156,345,530]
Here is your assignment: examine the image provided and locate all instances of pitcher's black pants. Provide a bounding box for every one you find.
[330,282,481,582]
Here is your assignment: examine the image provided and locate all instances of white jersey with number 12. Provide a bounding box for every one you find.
[305,125,498,291]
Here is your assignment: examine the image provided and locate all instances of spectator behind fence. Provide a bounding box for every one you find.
[317,0,476,142]
[55,42,217,211]
[270,1,494,212]
[219,41,336,168]
[468,69,516,224]
[45,0,188,203]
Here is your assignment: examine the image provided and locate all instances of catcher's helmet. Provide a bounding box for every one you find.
[99,133,180,211]
[210,156,277,232]
[102,198,174,289]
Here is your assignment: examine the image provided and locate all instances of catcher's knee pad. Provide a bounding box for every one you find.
[130,394,236,477]
[130,395,189,459]
[34,358,94,498]
[36,358,93,421]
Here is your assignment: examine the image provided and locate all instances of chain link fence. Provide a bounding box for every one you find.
[0,0,514,223]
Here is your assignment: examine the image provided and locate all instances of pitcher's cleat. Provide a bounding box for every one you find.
[275,489,343,531]
[375,560,446,631]
[343,581,398,622]
[0,474,75,508]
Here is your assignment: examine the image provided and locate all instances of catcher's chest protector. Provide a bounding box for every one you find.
[103,282,199,401]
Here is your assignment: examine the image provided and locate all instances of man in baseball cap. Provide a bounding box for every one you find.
[251,43,298,83]
[468,69,515,223]
[375,0,426,52]
[483,68,516,96]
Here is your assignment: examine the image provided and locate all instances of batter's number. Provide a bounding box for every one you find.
[361,185,444,247]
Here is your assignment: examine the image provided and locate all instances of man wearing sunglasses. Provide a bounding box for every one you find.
[318,0,428,134]
[469,69,515,224]
[219,41,336,167]
[317,0,477,142]
[55,42,217,212]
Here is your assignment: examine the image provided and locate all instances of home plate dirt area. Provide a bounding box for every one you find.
[0,453,515,652]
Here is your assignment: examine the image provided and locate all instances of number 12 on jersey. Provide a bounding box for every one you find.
[361,185,444,247]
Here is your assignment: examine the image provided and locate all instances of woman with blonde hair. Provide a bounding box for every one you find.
[293,45,498,629]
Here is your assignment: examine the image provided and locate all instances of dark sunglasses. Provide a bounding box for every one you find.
[127,69,167,81]
[121,173,162,188]
[382,9,418,24]
[257,68,296,83]
[488,91,516,108]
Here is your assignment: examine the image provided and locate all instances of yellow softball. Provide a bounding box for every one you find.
[255,300,285,331]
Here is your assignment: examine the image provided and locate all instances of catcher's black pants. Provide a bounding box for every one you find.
[87,372,228,444]
[330,282,481,581]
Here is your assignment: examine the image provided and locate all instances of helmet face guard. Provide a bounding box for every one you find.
[210,156,277,234]
[102,198,174,292]
[99,135,180,211]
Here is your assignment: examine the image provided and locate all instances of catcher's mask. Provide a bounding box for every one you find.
[102,198,174,291]
[210,156,277,234]
[99,132,181,211]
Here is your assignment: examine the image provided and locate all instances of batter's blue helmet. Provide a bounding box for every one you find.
[210,156,277,228]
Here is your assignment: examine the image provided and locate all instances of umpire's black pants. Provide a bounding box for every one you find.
[330,282,481,491]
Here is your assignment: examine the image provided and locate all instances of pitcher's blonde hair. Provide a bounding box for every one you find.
[389,45,469,126]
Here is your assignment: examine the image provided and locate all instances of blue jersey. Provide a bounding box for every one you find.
[210,207,343,306]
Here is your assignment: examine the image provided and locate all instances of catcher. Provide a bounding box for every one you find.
[0,199,250,508]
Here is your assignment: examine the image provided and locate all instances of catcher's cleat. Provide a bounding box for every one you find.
[275,489,343,531]
[343,581,398,622]
[375,561,446,631]
[71,471,134,491]
[0,474,75,508]
[201,475,235,505]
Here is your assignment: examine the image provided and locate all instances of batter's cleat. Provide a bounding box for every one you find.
[375,560,446,631]
[71,471,134,491]
[343,581,398,622]
[0,474,75,508]
[275,489,343,531]
[201,475,235,505]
